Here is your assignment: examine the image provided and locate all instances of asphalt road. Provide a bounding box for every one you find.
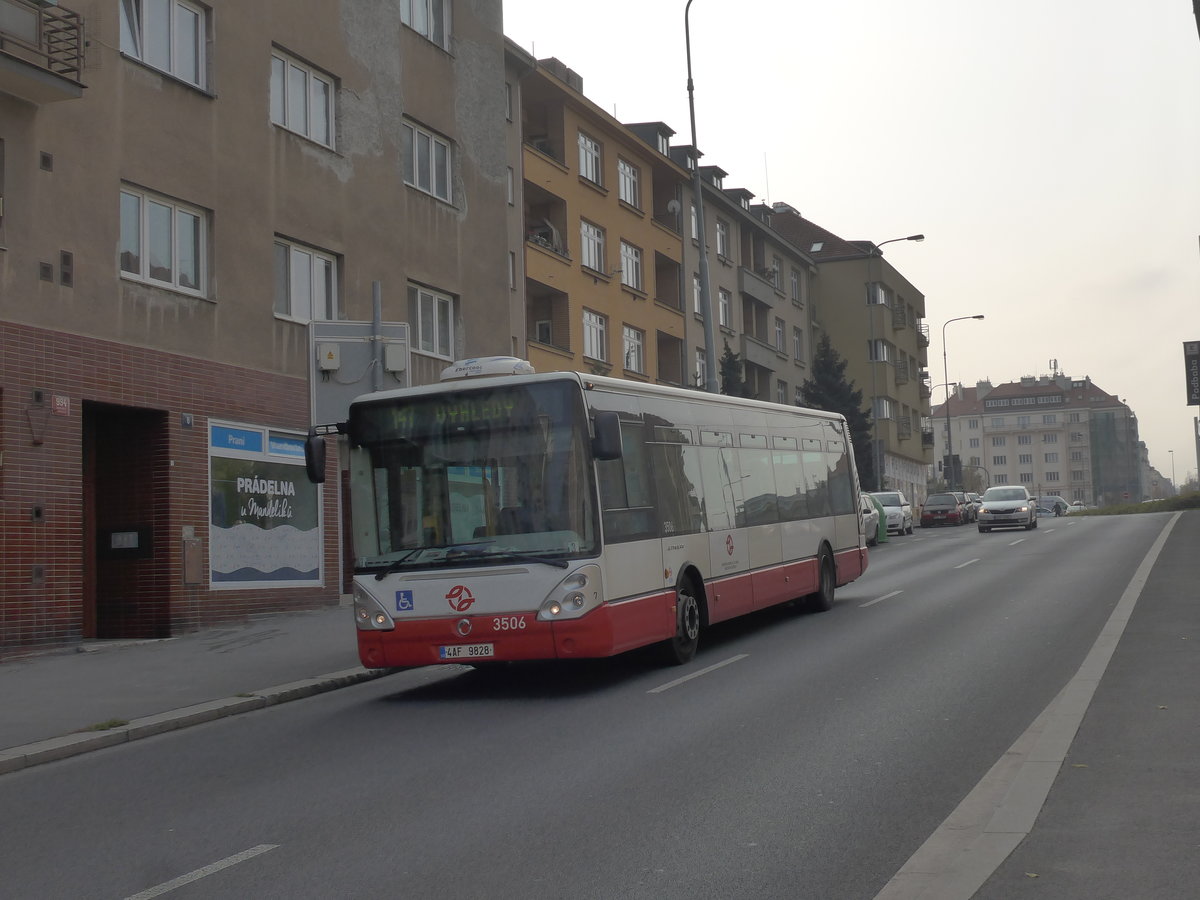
[0,514,1169,900]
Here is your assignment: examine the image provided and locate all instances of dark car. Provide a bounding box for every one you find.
[951,491,976,523]
[1039,496,1068,517]
[921,492,966,527]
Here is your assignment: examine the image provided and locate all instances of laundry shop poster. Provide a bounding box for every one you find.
[209,456,321,586]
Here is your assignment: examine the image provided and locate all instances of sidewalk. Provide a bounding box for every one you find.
[0,601,394,775]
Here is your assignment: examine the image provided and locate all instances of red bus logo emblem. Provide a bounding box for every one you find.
[726,535,735,556]
[446,585,475,612]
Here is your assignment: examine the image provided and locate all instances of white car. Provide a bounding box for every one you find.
[870,491,913,535]
[860,493,881,546]
[977,485,1037,532]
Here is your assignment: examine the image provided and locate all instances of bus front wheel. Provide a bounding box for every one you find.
[662,582,701,665]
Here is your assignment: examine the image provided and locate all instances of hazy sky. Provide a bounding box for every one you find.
[503,0,1200,485]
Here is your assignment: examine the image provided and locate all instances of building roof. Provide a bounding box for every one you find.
[932,375,1128,418]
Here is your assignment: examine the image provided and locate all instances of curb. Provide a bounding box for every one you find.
[0,666,396,776]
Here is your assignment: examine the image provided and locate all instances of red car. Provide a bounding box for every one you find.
[920,493,965,527]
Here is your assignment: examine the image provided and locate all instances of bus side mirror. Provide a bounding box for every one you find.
[592,411,622,461]
[304,430,327,483]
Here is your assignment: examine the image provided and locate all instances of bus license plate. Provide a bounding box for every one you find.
[439,643,494,659]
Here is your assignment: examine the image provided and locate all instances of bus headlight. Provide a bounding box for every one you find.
[538,565,603,621]
[353,581,395,631]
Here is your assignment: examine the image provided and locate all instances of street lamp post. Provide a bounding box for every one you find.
[866,234,924,490]
[941,314,985,491]
[685,0,719,394]
[1169,449,1175,496]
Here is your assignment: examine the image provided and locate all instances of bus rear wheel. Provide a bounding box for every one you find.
[662,582,701,665]
[807,549,835,613]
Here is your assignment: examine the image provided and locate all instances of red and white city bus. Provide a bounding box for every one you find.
[307,358,868,667]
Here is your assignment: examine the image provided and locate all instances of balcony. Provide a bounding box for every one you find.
[916,321,930,349]
[897,416,913,440]
[738,266,778,308]
[740,333,781,373]
[0,0,84,103]
[922,428,935,448]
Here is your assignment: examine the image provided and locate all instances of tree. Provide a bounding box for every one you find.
[719,341,752,398]
[799,333,875,489]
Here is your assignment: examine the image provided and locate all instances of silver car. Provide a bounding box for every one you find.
[860,493,881,546]
[977,485,1037,532]
[870,491,913,535]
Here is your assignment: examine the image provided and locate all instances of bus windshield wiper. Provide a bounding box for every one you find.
[458,549,569,569]
[369,547,426,580]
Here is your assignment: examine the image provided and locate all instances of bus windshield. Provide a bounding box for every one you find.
[345,380,598,572]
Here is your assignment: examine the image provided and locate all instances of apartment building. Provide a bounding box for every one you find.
[933,375,1143,506]
[519,60,689,383]
[0,0,512,650]
[767,207,933,503]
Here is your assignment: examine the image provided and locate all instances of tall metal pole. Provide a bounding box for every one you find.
[685,0,719,393]
[941,314,984,491]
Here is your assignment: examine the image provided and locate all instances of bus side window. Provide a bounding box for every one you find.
[597,421,657,542]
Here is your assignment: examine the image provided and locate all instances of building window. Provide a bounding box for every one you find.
[1071,470,1085,481]
[1018,434,1033,445]
[583,310,608,362]
[623,325,645,373]
[1043,414,1058,424]
[619,241,643,290]
[506,167,514,205]
[1020,472,1033,483]
[1071,450,1084,462]
[791,268,802,303]
[403,121,452,202]
[657,132,670,155]
[274,238,338,321]
[719,288,731,328]
[1043,433,1059,444]
[690,204,698,240]
[120,0,206,88]
[873,397,894,420]
[968,419,979,429]
[505,82,513,121]
[995,474,1009,484]
[991,417,1005,428]
[618,159,640,208]
[578,132,602,185]
[1019,453,1033,465]
[771,255,783,289]
[120,186,207,296]
[1045,452,1059,463]
[776,380,787,405]
[793,326,804,361]
[970,438,980,449]
[992,436,1006,447]
[693,274,702,316]
[508,251,516,290]
[581,220,605,272]
[794,387,803,407]
[1046,472,1060,482]
[270,50,334,147]
[1017,415,1031,426]
[774,318,785,352]
[400,0,449,49]
[716,219,730,258]
[410,284,454,357]
[695,348,706,385]
[993,455,1006,466]
[869,340,892,362]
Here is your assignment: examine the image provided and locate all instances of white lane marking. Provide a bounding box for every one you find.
[1009,538,1026,545]
[860,590,903,608]
[125,844,279,899]
[875,512,1182,900]
[953,559,980,570]
[648,654,749,693]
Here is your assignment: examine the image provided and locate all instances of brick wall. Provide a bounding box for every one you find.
[1,322,340,653]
